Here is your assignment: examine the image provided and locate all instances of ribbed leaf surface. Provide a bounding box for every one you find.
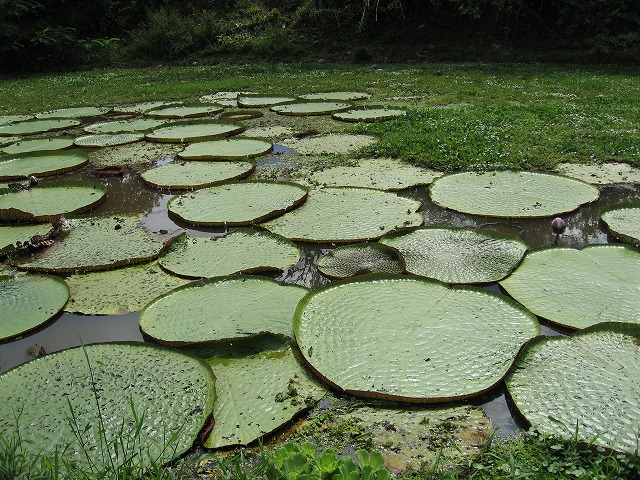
[141,161,254,189]
[317,243,405,279]
[601,204,640,247]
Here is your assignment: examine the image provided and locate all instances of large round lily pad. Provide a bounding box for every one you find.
[139,275,308,344]
[0,115,32,126]
[0,137,74,155]
[74,133,144,147]
[187,336,326,448]
[309,158,442,190]
[85,118,168,134]
[160,230,300,278]
[0,342,216,469]
[499,244,640,330]
[0,273,69,341]
[294,274,540,402]
[429,171,600,218]
[36,106,111,118]
[555,162,640,184]
[0,181,107,222]
[282,133,377,155]
[0,150,89,181]
[601,204,640,247]
[146,119,245,143]
[145,103,224,118]
[168,181,308,226]
[272,101,352,116]
[15,214,169,273]
[178,137,273,160]
[505,322,640,454]
[317,243,405,279]
[237,94,296,107]
[261,187,423,243]
[141,161,254,190]
[333,107,406,122]
[380,227,527,284]
[0,118,81,136]
[300,92,370,101]
[65,261,189,315]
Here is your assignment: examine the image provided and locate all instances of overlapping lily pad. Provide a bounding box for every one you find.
[145,103,224,118]
[146,119,245,143]
[499,244,640,330]
[0,223,52,254]
[0,273,69,341]
[0,137,74,155]
[380,227,527,284]
[36,106,111,118]
[0,150,89,181]
[601,204,640,247]
[333,107,406,122]
[317,243,405,279]
[200,92,246,107]
[300,92,371,101]
[141,161,254,189]
[89,141,181,167]
[112,100,175,114]
[237,94,296,107]
[309,158,442,190]
[555,162,640,184]
[0,342,216,469]
[16,214,169,273]
[281,134,377,155]
[271,101,352,116]
[178,137,273,160]
[187,336,326,448]
[139,275,308,344]
[159,230,300,278]
[84,118,167,134]
[261,187,423,243]
[0,118,81,136]
[168,181,308,226]
[239,126,294,139]
[0,181,107,222]
[219,110,263,121]
[505,322,640,454]
[0,137,21,147]
[0,115,32,126]
[429,171,600,218]
[74,133,144,147]
[294,274,540,402]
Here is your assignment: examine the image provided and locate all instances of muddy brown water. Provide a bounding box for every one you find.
[1,144,639,439]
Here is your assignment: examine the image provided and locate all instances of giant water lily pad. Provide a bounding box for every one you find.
[333,107,406,122]
[74,133,144,147]
[317,243,405,279]
[0,118,81,136]
[159,230,300,278]
[261,187,423,243]
[141,161,254,189]
[272,102,352,116]
[178,137,273,160]
[601,205,640,247]
[237,94,296,107]
[0,181,107,222]
[139,275,308,344]
[309,158,442,190]
[294,274,539,402]
[0,274,69,341]
[145,103,224,118]
[300,92,371,101]
[380,227,527,284]
[65,261,189,315]
[187,336,326,448]
[282,134,377,155]
[146,119,245,143]
[506,323,640,454]
[85,117,167,134]
[555,162,640,184]
[16,214,169,273]
[0,137,74,155]
[429,171,600,218]
[499,244,640,330]
[36,106,110,118]
[89,142,181,167]
[0,342,216,469]
[0,223,52,254]
[168,181,308,226]
[0,150,88,181]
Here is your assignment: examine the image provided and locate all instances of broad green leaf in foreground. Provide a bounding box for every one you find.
[429,171,599,218]
[601,204,640,247]
[499,244,640,330]
[141,161,254,190]
[0,137,74,155]
[294,274,539,402]
[0,274,69,341]
[139,275,308,344]
[0,150,88,181]
[0,342,216,469]
[506,323,640,454]
[317,243,405,279]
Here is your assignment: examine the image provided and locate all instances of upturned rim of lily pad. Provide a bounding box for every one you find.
[144,102,225,118]
[145,118,246,143]
[600,202,640,248]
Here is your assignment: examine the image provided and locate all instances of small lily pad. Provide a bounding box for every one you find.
[0,118,81,136]
[112,101,176,114]
[139,275,308,344]
[0,223,52,254]
[141,160,254,190]
[36,106,111,118]
[333,107,406,122]
[601,204,640,247]
[84,118,167,134]
[272,101,352,116]
[0,150,89,181]
[0,137,74,155]
[300,92,371,101]
[179,138,273,160]
[237,94,296,107]
[145,103,224,118]
[282,133,377,155]
[555,162,640,184]
[146,119,245,143]
[317,243,405,279]
[74,133,144,147]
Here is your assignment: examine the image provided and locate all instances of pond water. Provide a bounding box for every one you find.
[1,142,639,439]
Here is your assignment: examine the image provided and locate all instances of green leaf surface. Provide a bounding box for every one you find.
[333,108,406,122]
[261,187,423,243]
[0,342,216,468]
[237,94,296,107]
[139,275,308,344]
[429,171,600,218]
[178,137,273,160]
[300,92,370,101]
[36,106,111,118]
[0,223,52,254]
[0,118,81,136]
[0,273,69,341]
[0,137,74,155]
[65,261,189,315]
[74,133,144,147]
[0,115,32,126]
[146,119,245,143]
[294,274,539,402]
[271,102,352,116]
[0,150,88,181]
[0,181,107,222]
[282,133,377,155]
[499,244,640,330]
[555,162,640,184]
[505,323,640,454]
[601,204,640,247]
[141,160,254,189]
[112,100,175,114]
[159,230,300,278]
[380,227,527,284]
[186,336,326,448]
[167,180,308,226]
[317,243,405,279]
[84,117,168,134]
[15,214,168,273]
[145,103,224,118]
[88,141,181,167]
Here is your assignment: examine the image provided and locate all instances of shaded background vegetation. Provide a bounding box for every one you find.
[1,0,639,72]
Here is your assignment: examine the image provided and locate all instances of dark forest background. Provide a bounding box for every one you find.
[2,0,639,72]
